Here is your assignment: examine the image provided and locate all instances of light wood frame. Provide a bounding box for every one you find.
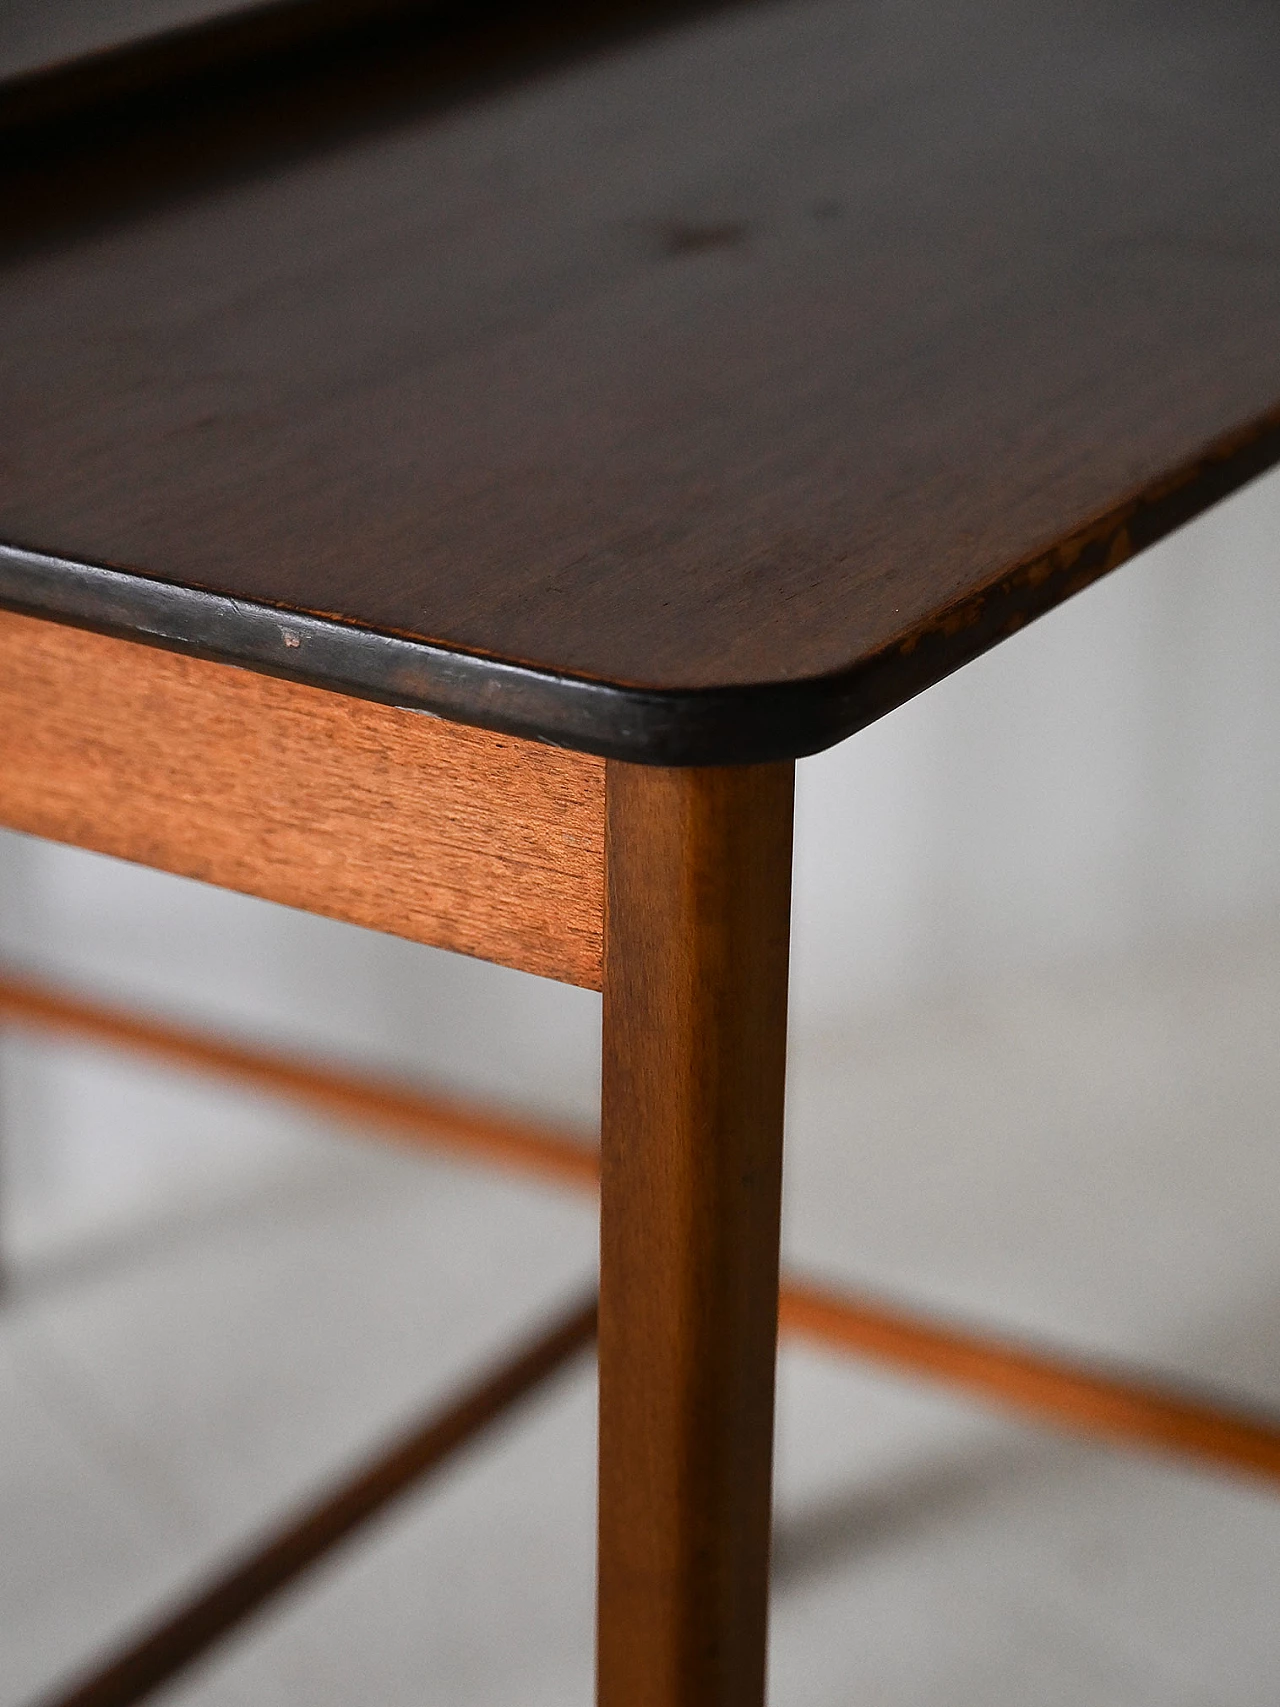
[0,609,604,988]
[4,611,1280,1707]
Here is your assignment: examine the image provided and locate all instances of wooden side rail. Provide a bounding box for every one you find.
[0,611,605,988]
[777,1283,1280,1485]
[4,965,1280,1489]
[27,1293,598,1707]
[0,965,600,1191]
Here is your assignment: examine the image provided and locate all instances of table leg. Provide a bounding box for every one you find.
[597,760,794,1707]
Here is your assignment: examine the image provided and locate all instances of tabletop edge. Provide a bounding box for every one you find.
[3,407,1278,767]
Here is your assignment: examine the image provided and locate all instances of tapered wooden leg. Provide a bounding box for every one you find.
[597,761,794,1707]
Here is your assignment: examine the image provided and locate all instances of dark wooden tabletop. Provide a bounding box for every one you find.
[3,0,1280,763]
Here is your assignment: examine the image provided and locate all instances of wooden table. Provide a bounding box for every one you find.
[3,2,1280,1701]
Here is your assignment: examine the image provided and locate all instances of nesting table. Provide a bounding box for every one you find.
[4,1,1280,1701]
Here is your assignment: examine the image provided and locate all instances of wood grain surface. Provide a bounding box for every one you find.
[598,761,794,1706]
[0,610,604,986]
[3,0,1280,760]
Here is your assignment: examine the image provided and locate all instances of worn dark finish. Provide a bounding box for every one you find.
[598,762,793,1704]
[28,1292,597,1707]
[3,0,1280,761]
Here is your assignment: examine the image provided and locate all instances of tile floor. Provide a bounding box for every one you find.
[3,903,1280,1705]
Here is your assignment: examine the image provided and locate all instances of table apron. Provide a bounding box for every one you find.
[0,609,605,988]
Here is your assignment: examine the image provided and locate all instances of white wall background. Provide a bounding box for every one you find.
[1,464,1278,1254]
[792,464,1280,1024]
